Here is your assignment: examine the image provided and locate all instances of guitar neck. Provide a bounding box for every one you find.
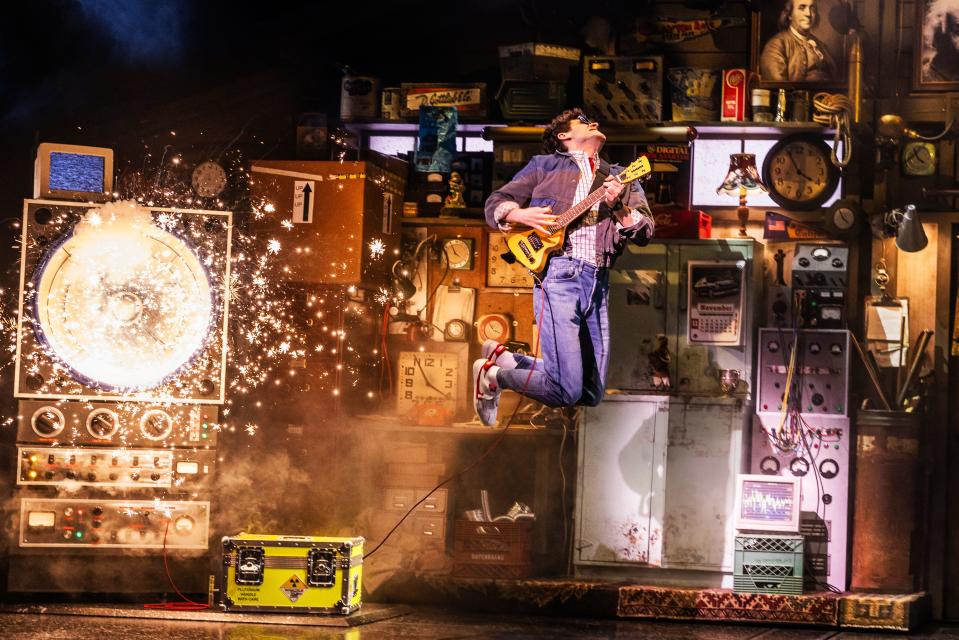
[546,187,608,234]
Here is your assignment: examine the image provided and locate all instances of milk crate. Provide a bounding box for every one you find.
[734,534,804,595]
[452,520,533,579]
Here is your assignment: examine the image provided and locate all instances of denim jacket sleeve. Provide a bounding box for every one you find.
[484,157,542,230]
[614,168,655,246]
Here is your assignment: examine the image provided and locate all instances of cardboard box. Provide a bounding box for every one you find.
[250,154,407,286]
[652,208,712,239]
[721,69,749,122]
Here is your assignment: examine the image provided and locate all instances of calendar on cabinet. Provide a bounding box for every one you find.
[687,261,745,346]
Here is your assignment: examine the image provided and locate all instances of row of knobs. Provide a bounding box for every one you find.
[767,341,844,355]
[32,408,174,441]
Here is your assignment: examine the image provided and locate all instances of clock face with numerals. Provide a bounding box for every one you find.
[762,135,840,210]
[396,350,459,417]
[487,233,534,288]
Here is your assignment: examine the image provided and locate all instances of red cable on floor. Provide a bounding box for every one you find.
[144,520,210,611]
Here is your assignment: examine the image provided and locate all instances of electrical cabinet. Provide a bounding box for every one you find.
[575,395,669,567]
[577,239,760,582]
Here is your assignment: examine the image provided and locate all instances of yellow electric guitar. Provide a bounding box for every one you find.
[504,156,652,272]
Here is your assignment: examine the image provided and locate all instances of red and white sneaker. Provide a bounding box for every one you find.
[472,358,501,426]
[481,340,517,370]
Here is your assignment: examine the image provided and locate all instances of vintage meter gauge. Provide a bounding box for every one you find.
[475,313,513,344]
[31,204,214,391]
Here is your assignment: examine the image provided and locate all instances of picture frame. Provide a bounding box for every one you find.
[751,0,850,88]
[915,0,959,90]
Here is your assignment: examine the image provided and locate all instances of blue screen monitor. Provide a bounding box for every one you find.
[35,143,113,201]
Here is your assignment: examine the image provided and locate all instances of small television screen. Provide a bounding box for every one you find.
[49,152,105,193]
[734,474,801,533]
[35,142,113,202]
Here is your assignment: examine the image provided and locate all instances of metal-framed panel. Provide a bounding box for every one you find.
[575,395,669,567]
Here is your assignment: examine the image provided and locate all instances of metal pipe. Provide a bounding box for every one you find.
[847,30,862,125]
[896,330,932,408]
[850,332,893,410]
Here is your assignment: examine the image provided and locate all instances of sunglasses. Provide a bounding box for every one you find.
[575,114,596,125]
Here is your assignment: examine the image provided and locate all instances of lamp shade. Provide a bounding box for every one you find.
[716,153,768,195]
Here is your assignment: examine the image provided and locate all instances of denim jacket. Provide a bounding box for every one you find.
[484,151,654,269]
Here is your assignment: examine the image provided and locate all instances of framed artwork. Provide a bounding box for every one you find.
[751,0,851,87]
[915,0,959,89]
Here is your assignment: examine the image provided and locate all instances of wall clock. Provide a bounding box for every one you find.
[390,338,469,423]
[439,237,475,270]
[761,135,840,210]
[824,198,863,238]
[475,313,513,344]
[486,233,534,288]
[901,141,937,177]
[191,161,227,198]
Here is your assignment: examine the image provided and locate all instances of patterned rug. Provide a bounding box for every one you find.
[617,586,839,626]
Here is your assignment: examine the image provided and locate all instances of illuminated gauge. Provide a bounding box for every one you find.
[475,313,512,344]
[766,340,780,353]
[808,342,821,354]
[140,410,173,441]
[789,457,810,477]
[86,408,119,440]
[32,202,214,390]
[811,247,831,260]
[31,406,65,438]
[819,458,839,479]
[174,515,195,535]
[759,456,781,474]
[830,343,843,355]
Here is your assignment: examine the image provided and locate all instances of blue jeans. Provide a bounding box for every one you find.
[497,256,610,407]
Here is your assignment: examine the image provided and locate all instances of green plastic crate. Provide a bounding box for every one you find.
[734,534,804,595]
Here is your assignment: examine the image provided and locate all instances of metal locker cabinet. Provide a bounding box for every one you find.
[606,243,669,392]
[574,395,669,567]
[661,397,747,572]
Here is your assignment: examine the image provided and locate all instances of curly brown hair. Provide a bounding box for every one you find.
[542,108,586,154]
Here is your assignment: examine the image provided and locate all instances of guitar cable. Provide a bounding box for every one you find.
[366,271,550,558]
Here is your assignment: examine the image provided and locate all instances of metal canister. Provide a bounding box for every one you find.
[788,90,810,122]
[750,88,772,122]
[381,87,403,121]
[340,75,379,121]
[851,410,922,592]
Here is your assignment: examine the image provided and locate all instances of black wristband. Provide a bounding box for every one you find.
[611,199,624,212]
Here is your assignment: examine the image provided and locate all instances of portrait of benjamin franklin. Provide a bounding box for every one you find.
[759,0,837,83]
[919,0,959,84]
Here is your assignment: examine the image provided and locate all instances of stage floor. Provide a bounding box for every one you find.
[0,604,957,639]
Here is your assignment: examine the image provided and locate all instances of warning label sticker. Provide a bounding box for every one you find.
[280,574,308,603]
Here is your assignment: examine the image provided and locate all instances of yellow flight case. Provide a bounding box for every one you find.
[222,533,364,614]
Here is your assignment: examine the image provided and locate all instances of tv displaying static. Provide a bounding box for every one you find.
[734,473,801,534]
[34,142,113,202]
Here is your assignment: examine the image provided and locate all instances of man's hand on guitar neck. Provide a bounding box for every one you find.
[603,175,626,207]
[504,206,558,234]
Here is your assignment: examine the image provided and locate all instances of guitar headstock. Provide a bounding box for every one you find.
[618,156,652,184]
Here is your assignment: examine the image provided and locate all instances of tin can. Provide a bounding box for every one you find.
[788,90,810,122]
[750,88,772,122]
[381,87,403,121]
